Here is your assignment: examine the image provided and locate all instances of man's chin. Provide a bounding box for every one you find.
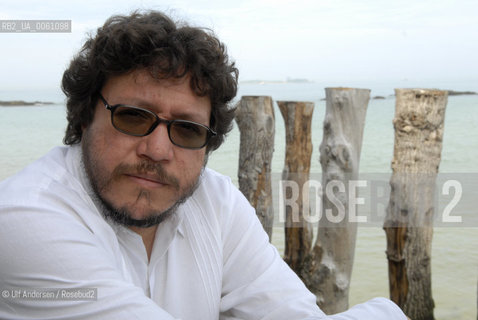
[121,212,174,228]
[97,198,179,228]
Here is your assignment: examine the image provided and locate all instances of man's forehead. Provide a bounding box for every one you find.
[106,69,184,85]
[104,69,199,96]
[101,69,211,121]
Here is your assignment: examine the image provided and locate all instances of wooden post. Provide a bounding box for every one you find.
[235,96,275,240]
[299,88,370,314]
[278,101,314,271]
[384,89,448,320]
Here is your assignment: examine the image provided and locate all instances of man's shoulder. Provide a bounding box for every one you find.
[185,167,254,224]
[200,167,234,190]
[194,167,244,205]
[0,145,85,206]
[0,145,113,247]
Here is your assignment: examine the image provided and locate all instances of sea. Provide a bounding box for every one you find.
[1,79,477,319]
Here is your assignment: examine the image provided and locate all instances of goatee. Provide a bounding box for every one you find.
[81,142,201,228]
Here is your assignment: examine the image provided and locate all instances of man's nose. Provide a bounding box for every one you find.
[136,123,174,162]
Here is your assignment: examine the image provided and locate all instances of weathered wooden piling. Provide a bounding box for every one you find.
[384,88,448,320]
[299,88,370,314]
[278,101,314,271]
[235,96,275,240]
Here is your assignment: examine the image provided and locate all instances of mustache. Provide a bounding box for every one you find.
[112,161,180,191]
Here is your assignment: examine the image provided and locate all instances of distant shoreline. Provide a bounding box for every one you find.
[238,83,477,98]
[0,100,55,106]
[447,90,477,96]
[370,90,477,100]
[0,89,475,107]
[241,78,314,84]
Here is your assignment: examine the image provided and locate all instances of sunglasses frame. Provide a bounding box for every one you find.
[98,93,216,150]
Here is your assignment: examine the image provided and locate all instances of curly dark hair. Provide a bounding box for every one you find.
[61,10,238,153]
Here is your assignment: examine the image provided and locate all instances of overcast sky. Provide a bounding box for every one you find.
[1,0,477,99]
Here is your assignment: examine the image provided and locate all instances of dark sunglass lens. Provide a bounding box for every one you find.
[170,121,208,148]
[113,106,156,135]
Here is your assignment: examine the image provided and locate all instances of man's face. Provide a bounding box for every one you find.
[81,70,210,227]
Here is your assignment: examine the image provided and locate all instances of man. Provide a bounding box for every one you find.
[0,11,407,319]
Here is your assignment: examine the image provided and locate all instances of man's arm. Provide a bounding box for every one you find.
[0,204,177,320]
[219,184,407,320]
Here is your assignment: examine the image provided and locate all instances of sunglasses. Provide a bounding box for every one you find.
[98,94,216,150]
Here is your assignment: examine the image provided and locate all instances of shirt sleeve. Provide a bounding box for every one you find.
[327,297,407,320]
[0,202,178,320]
[219,182,406,320]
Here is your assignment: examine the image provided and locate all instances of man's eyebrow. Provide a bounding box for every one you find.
[102,95,146,107]
[170,110,208,124]
[114,97,208,123]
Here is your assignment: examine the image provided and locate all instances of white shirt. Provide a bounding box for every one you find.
[0,145,406,320]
